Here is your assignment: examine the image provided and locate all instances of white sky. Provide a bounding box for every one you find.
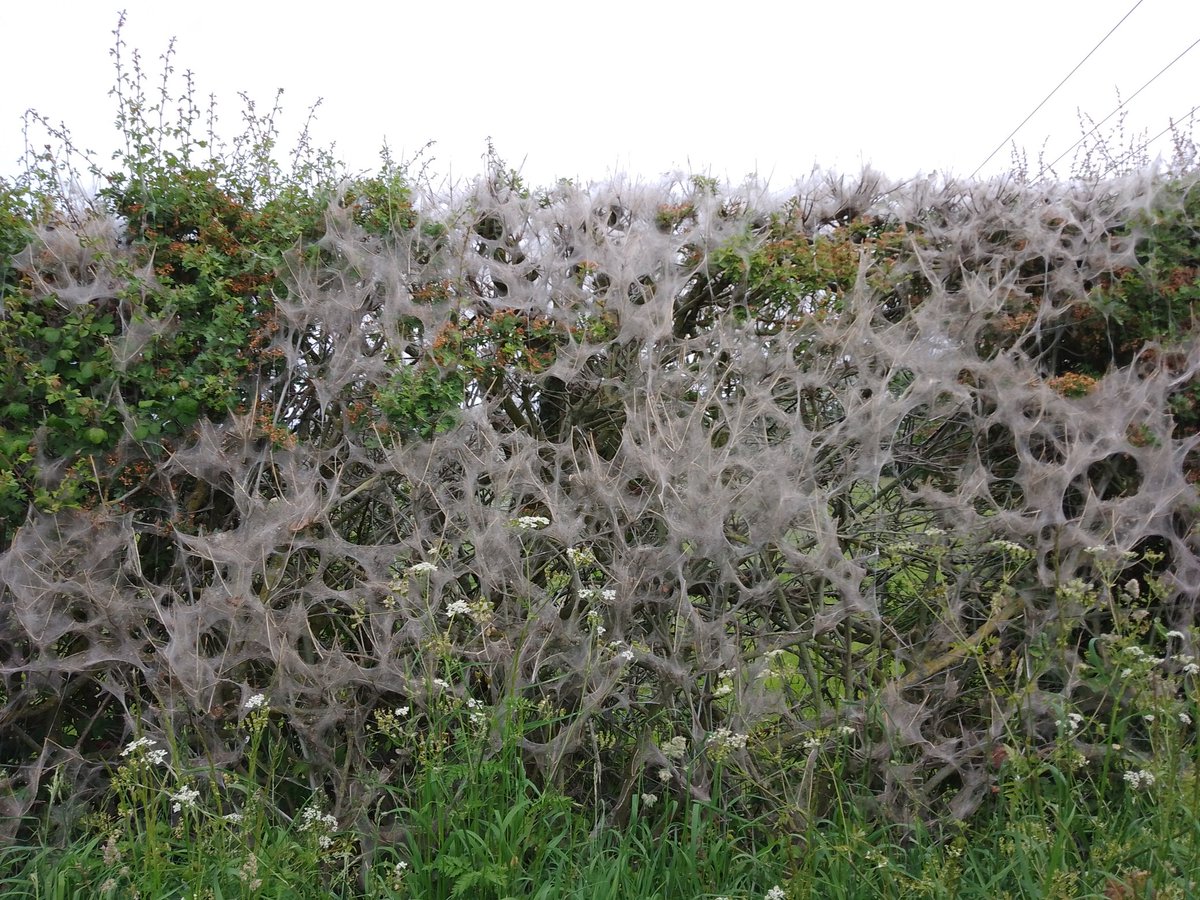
[3,1,1197,190]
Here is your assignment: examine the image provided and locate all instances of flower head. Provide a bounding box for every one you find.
[1123,769,1156,790]
[661,735,688,761]
[171,784,201,813]
[121,737,157,757]
[244,693,267,711]
[514,515,550,530]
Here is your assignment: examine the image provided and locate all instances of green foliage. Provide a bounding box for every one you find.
[0,16,357,542]
[376,363,466,440]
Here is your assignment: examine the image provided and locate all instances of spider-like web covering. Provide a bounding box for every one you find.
[2,167,1198,842]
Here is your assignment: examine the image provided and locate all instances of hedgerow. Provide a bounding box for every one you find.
[2,22,1199,888]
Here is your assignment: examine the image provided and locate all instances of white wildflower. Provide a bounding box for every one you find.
[662,735,688,761]
[618,648,635,662]
[766,887,787,900]
[1166,630,1186,640]
[1123,769,1156,789]
[1056,712,1084,734]
[299,805,338,847]
[657,767,672,781]
[566,546,596,566]
[223,813,244,824]
[395,706,410,716]
[407,561,438,576]
[1179,712,1192,725]
[579,587,616,603]
[514,515,550,530]
[431,677,451,690]
[707,728,748,752]
[243,693,267,711]
[445,599,472,619]
[171,785,200,813]
[1124,579,1141,599]
[640,792,658,808]
[121,737,157,757]
[146,749,168,766]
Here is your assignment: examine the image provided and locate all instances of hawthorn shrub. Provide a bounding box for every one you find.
[2,37,1200,852]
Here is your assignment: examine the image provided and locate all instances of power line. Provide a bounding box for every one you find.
[969,0,1147,179]
[1036,34,1200,179]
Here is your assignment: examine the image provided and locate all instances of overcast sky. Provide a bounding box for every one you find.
[3,1,1197,190]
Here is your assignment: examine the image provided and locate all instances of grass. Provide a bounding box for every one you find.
[2,554,1197,899]
[3,695,1197,899]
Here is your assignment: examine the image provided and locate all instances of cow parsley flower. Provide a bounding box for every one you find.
[514,515,550,530]
[1123,769,1156,789]
[707,728,748,752]
[299,806,338,848]
[579,587,616,603]
[1056,712,1084,734]
[407,561,438,576]
[766,886,787,900]
[121,737,157,757]
[566,546,596,566]
[243,693,267,711]
[171,785,200,813]
[445,599,472,619]
[661,735,688,761]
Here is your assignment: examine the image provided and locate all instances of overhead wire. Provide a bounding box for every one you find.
[1035,34,1200,180]
[969,0,1148,179]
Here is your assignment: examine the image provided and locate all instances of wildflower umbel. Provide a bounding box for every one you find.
[120,736,168,766]
[661,735,688,761]
[1123,769,1156,790]
[299,805,339,849]
[513,515,550,530]
[171,784,200,813]
[706,728,749,760]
